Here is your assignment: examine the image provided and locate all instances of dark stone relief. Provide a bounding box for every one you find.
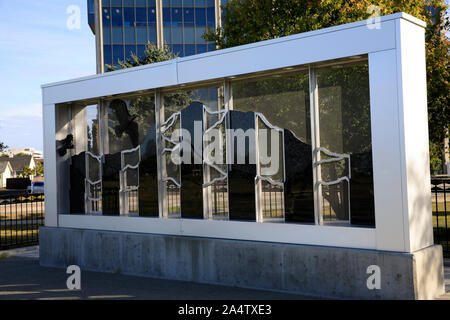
[180,101,204,219]
[228,110,256,221]
[102,153,121,216]
[283,129,315,223]
[139,125,159,217]
[350,151,375,227]
[69,152,85,214]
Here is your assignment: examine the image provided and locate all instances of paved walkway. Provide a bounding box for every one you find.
[1,246,449,300]
[0,246,313,300]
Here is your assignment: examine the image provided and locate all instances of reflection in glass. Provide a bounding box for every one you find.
[228,110,256,221]
[105,94,158,216]
[203,88,227,220]
[232,71,314,223]
[86,152,102,214]
[161,87,224,219]
[70,104,101,215]
[316,61,375,226]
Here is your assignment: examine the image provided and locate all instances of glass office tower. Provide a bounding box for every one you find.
[88,0,229,72]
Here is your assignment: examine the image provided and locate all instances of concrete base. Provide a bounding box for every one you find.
[39,227,445,299]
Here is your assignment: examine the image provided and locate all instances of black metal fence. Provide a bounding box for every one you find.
[432,176,450,257]
[0,177,448,253]
[0,193,45,250]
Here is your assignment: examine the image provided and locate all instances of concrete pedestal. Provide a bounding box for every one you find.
[39,226,444,299]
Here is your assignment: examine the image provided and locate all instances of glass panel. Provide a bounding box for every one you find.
[70,152,86,214]
[316,60,375,226]
[172,44,183,56]
[172,27,183,43]
[172,7,182,26]
[195,27,206,44]
[112,44,124,63]
[103,27,111,44]
[162,86,224,219]
[111,7,123,27]
[232,70,314,223]
[123,7,135,27]
[125,45,136,59]
[68,104,102,215]
[184,27,195,43]
[87,153,101,183]
[183,8,194,26]
[149,28,157,43]
[137,45,146,58]
[104,45,113,65]
[203,87,228,220]
[206,7,215,27]
[86,105,101,155]
[148,7,157,26]
[105,94,158,216]
[195,8,206,26]
[112,28,123,44]
[227,110,256,221]
[103,8,111,27]
[136,8,147,26]
[163,28,172,44]
[124,27,136,44]
[136,28,148,43]
[261,181,284,220]
[184,44,195,56]
[163,8,171,27]
[196,44,207,54]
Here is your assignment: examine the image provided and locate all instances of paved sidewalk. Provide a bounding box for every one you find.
[0,247,314,300]
[1,246,449,300]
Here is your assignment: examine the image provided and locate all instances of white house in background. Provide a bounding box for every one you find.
[0,155,36,178]
[0,161,13,188]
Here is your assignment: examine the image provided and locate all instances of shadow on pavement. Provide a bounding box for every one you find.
[0,254,315,300]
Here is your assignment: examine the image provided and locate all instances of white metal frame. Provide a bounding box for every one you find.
[43,13,432,253]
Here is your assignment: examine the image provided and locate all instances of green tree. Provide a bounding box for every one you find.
[106,42,177,71]
[34,162,44,177]
[19,166,34,179]
[0,142,7,152]
[205,0,449,173]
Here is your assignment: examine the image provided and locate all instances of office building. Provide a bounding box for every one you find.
[88,0,229,72]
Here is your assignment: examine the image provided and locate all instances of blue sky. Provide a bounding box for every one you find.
[0,0,96,152]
